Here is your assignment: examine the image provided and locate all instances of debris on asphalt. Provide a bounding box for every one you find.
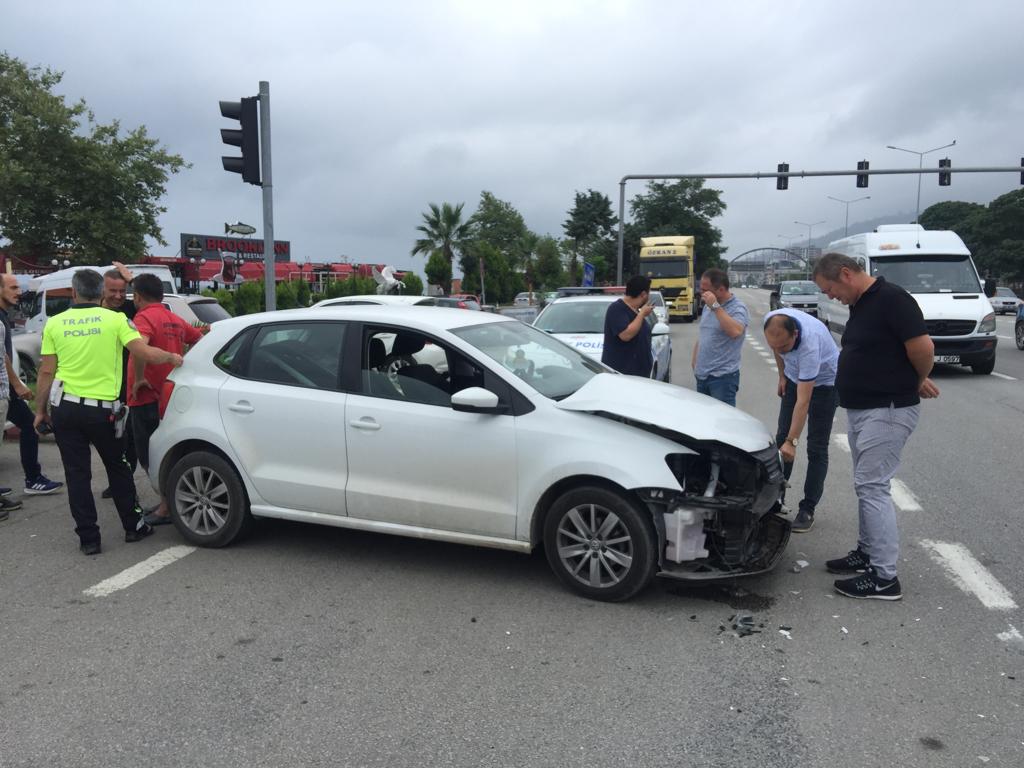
[791,559,810,573]
[841,627,849,634]
[728,613,762,637]
[789,590,801,595]
[779,629,793,640]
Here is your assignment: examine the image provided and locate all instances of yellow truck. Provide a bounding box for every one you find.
[639,235,695,322]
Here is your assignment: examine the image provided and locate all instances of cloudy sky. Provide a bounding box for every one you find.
[5,0,1023,276]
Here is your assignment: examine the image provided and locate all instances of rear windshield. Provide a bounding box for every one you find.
[869,255,981,294]
[190,300,232,324]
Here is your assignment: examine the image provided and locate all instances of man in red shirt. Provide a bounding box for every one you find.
[127,274,205,524]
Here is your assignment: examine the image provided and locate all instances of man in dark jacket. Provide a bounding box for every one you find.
[602,275,654,377]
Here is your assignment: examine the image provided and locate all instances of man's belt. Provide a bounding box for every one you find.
[61,393,115,409]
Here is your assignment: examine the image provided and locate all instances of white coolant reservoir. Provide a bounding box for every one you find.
[663,507,709,563]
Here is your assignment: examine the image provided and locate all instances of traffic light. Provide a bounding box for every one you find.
[856,160,869,188]
[220,96,261,185]
[938,157,951,186]
[777,163,789,191]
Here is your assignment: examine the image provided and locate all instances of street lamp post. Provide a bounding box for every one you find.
[794,220,826,278]
[886,139,956,223]
[827,195,871,237]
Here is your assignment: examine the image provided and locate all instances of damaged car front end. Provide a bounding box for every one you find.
[641,438,788,580]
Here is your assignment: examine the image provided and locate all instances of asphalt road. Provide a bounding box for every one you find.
[1,290,1021,767]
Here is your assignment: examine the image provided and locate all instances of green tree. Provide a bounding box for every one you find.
[467,191,529,269]
[625,179,727,276]
[423,250,451,291]
[0,53,187,263]
[401,271,424,296]
[234,280,266,316]
[920,190,1024,280]
[563,189,618,284]
[533,236,566,289]
[459,241,519,304]
[411,202,470,293]
[201,288,236,316]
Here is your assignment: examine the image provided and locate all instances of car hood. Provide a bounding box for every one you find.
[911,292,990,320]
[556,374,774,453]
[550,332,604,360]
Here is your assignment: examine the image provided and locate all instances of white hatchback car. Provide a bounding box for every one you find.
[533,294,673,382]
[150,306,786,601]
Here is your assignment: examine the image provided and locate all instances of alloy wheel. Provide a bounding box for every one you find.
[555,503,634,588]
[175,466,231,535]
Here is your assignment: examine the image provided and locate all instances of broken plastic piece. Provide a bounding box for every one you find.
[729,613,761,637]
[778,629,793,640]
[791,559,809,573]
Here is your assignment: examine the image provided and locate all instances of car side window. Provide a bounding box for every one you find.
[214,329,254,375]
[245,322,345,390]
[360,327,484,407]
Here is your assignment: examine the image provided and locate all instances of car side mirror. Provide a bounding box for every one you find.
[451,386,505,414]
[652,322,671,336]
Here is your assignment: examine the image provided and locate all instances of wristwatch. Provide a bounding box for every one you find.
[711,301,721,310]
[784,437,799,447]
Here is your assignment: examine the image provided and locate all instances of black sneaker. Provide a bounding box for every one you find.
[124,524,154,543]
[1,497,23,513]
[0,486,11,497]
[834,567,902,601]
[791,509,814,533]
[826,548,870,574]
[80,541,102,556]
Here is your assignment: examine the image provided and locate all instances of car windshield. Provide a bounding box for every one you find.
[452,320,604,400]
[190,300,231,324]
[996,287,1016,298]
[533,301,608,334]
[781,281,819,295]
[870,255,982,293]
[649,291,665,307]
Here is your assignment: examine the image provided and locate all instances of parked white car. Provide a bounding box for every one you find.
[533,294,673,382]
[149,306,787,601]
[649,290,670,325]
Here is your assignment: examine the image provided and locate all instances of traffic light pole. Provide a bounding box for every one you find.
[615,163,1024,284]
[259,81,276,312]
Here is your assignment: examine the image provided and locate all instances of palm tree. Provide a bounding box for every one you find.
[412,202,470,293]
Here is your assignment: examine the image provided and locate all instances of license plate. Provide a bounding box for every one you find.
[934,355,960,364]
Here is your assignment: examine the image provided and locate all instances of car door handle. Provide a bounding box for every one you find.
[228,401,255,414]
[349,417,381,431]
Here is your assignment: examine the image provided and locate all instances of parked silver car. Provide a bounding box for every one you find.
[990,287,1021,315]
[769,280,821,317]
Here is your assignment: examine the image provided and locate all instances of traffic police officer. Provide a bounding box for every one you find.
[33,269,183,555]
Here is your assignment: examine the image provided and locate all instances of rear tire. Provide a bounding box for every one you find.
[1016,321,1024,351]
[167,451,252,547]
[543,485,657,602]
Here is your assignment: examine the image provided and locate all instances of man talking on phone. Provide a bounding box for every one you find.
[602,275,655,377]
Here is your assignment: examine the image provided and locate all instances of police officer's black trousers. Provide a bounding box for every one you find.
[52,400,143,545]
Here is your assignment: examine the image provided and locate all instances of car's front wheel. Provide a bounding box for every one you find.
[1016,321,1024,351]
[543,485,657,602]
[167,451,251,547]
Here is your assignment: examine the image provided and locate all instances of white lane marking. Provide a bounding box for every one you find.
[84,545,197,598]
[991,372,1017,381]
[832,433,850,453]
[891,479,923,512]
[919,540,1018,611]
[997,334,1013,341]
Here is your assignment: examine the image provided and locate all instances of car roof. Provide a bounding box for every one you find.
[209,305,514,336]
[545,294,624,305]
[311,294,431,307]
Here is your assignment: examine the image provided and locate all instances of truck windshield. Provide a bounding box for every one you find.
[870,255,981,293]
[640,258,689,278]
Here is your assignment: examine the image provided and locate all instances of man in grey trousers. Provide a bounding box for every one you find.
[813,253,940,600]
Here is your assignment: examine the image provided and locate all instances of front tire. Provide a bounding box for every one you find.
[971,356,996,375]
[1016,321,1024,351]
[543,485,657,602]
[167,451,252,547]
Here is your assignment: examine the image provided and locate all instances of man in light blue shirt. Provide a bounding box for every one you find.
[692,269,748,406]
[763,308,840,532]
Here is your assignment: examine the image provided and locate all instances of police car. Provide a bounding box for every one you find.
[533,294,673,382]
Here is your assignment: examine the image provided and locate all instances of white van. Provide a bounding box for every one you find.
[818,225,997,375]
[21,265,178,334]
